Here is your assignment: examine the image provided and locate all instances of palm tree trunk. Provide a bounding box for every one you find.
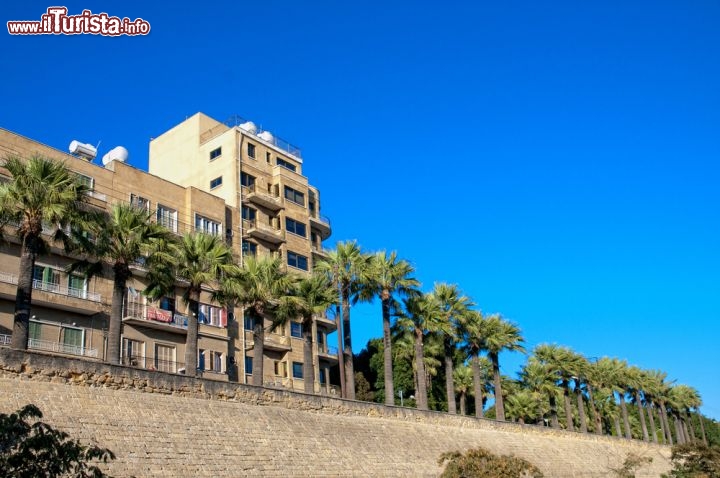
[646,403,658,444]
[381,291,394,406]
[490,352,505,421]
[575,384,588,433]
[11,235,39,350]
[655,402,667,444]
[334,303,345,398]
[563,381,574,431]
[549,394,559,428]
[414,327,428,411]
[184,295,200,378]
[660,401,673,445]
[459,391,466,416]
[342,288,355,400]
[108,267,129,365]
[683,412,694,443]
[586,385,602,435]
[471,354,484,418]
[302,317,315,394]
[251,310,265,387]
[697,408,708,445]
[444,339,456,414]
[614,416,622,437]
[636,392,649,441]
[619,393,632,439]
[674,414,684,444]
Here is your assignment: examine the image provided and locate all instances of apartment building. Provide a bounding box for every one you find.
[149,113,338,394]
[0,116,339,395]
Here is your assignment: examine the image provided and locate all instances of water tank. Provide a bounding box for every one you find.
[239,121,257,134]
[258,131,274,143]
[102,146,129,166]
[68,140,97,161]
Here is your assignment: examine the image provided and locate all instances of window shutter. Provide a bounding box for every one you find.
[221,309,227,327]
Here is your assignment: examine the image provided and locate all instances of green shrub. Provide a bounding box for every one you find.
[438,447,543,478]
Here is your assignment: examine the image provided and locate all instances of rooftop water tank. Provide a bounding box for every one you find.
[101,146,129,166]
[258,131,274,143]
[239,121,257,134]
[68,140,97,161]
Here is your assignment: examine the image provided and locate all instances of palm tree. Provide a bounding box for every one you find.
[315,240,372,399]
[453,364,473,415]
[431,283,473,414]
[520,357,557,426]
[70,203,175,364]
[505,389,539,425]
[0,156,92,350]
[627,366,650,442]
[149,233,237,378]
[359,251,419,406]
[462,310,488,418]
[534,344,585,432]
[481,314,525,421]
[291,272,338,394]
[645,369,674,445]
[595,357,633,439]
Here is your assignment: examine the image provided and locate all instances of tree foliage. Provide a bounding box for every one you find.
[438,447,543,478]
[662,443,720,478]
[0,404,115,478]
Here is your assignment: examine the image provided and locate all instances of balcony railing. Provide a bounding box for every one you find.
[0,334,11,346]
[0,271,101,303]
[28,338,98,358]
[122,354,184,373]
[123,301,188,330]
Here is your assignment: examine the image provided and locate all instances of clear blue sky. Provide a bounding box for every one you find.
[2,1,719,418]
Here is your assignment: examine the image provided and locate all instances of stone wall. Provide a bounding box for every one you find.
[0,349,671,477]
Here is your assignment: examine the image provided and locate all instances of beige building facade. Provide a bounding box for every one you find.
[0,116,338,394]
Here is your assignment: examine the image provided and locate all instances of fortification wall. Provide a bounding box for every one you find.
[0,349,671,477]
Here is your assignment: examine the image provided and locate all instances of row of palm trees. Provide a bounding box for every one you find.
[0,156,710,446]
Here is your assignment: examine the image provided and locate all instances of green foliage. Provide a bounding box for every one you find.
[662,443,720,478]
[438,447,543,478]
[0,404,115,478]
[355,372,375,402]
[610,453,653,478]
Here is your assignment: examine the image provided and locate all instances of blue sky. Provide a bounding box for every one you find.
[2,1,719,418]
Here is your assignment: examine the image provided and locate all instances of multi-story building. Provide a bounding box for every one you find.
[149,113,337,393]
[0,115,339,394]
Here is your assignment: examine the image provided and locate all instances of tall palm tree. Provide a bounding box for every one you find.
[645,369,674,445]
[148,233,237,378]
[70,203,175,364]
[431,283,473,414]
[596,357,633,439]
[520,357,557,426]
[627,366,650,442]
[481,314,525,421]
[225,255,297,386]
[0,156,92,350]
[453,364,473,415]
[505,389,539,425]
[534,344,586,432]
[291,272,338,394]
[462,310,488,418]
[315,241,372,400]
[359,251,419,406]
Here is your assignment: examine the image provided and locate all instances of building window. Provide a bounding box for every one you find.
[242,206,256,222]
[198,303,227,327]
[319,368,326,384]
[309,200,316,216]
[68,275,87,299]
[244,313,254,331]
[285,217,306,237]
[266,152,271,164]
[247,143,256,159]
[287,251,308,271]
[195,214,221,236]
[202,350,223,373]
[209,147,222,160]
[283,186,304,206]
[292,362,303,379]
[33,265,60,292]
[62,326,83,350]
[130,194,150,211]
[242,240,257,256]
[274,361,287,377]
[74,172,94,190]
[210,176,223,189]
[123,338,144,366]
[240,172,255,189]
[157,205,178,233]
[245,356,253,374]
[276,158,297,172]
[29,320,41,341]
[290,322,302,338]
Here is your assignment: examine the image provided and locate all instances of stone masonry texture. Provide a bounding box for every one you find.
[0,349,671,477]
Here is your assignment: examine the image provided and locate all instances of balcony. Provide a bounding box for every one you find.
[311,244,329,258]
[122,301,188,334]
[318,345,339,362]
[242,185,283,212]
[242,219,285,245]
[0,271,103,316]
[121,354,184,374]
[315,314,338,331]
[263,333,291,352]
[309,214,331,240]
[0,334,98,358]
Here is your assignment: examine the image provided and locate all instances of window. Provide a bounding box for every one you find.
[33,265,60,292]
[75,172,94,190]
[159,297,175,314]
[266,152,271,163]
[123,338,144,366]
[29,320,41,341]
[211,351,223,372]
[195,214,221,236]
[290,322,302,338]
[62,327,83,349]
[198,303,227,328]
[276,158,297,172]
[68,275,87,299]
[319,369,326,384]
[130,194,150,211]
[245,356,253,374]
[247,143,256,159]
[309,200,316,216]
[242,240,257,256]
[292,361,303,379]
[274,361,287,377]
[242,206,256,221]
[243,313,254,331]
[210,176,223,189]
[287,251,309,271]
[157,205,178,233]
[285,217,307,237]
[209,147,222,160]
[284,186,304,206]
[240,172,255,188]
[156,344,175,372]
